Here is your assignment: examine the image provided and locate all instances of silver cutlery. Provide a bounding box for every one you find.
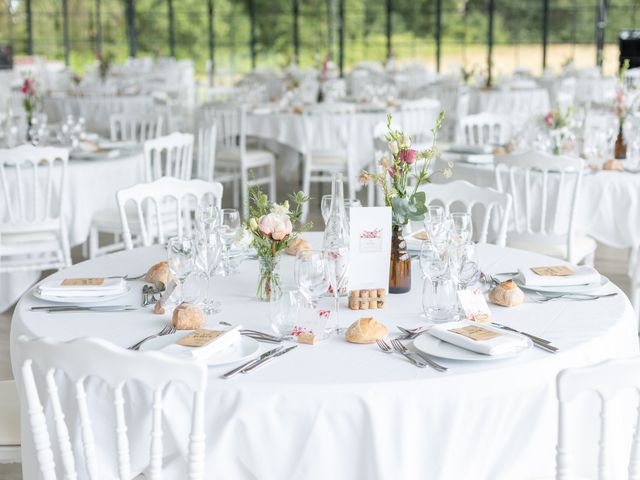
[240,329,289,343]
[397,325,430,340]
[31,305,139,313]
[240,345,297,374]
[128,322,176,351]
[490,323,559,353]
[106,273,146,281]
[221,346,284,379]
[391,338,448,372]
[533,292,617,302]
[376,338,427,368]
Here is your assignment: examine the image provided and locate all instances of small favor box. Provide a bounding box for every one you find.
[348,288,386,310]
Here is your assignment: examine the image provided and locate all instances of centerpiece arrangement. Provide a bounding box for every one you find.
[245,186,310,301]
[20,76,39,142]
[97,49,114,83]
[360,112,451,293]
[613,59,630,159]
[542,106,573,155]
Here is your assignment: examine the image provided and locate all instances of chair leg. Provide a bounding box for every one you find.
[301,156,311,223]
[241,169,249,219]
[88,226,99,259]
[233,177,240,210]
[269,159,276,202]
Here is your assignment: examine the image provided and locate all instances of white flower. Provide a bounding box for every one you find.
[235,227,254,249]
[249,217,259,231]
[442,167,452,179]
[398,132,412,149]
[388,141,399,155]
[271,202,290,216]
[259,213,293,241]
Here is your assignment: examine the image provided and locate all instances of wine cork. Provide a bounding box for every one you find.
[369,289,378,299]
[351,290,360,298]
[349,298,360,310]
[360,290,369,299]
[297,333,318,345]
[377,299,385,309]
[377,289,386,297]
[369,300,377,309]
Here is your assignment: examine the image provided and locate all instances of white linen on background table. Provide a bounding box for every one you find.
[0,152,144,312]
[10,233,639,480]
[468,88,551,126]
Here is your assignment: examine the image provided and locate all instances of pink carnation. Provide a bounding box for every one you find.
[544,112,554,128]
[399,149,416,164]
[258,213,293,241]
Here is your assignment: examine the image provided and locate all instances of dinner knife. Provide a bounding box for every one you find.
[30,305,139,312]
[491,324,559,353]
[241,345,297,374]
[221,346,284,379]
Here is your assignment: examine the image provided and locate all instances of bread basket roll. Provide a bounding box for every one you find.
[145,261,170,285]
[285,237,312,256]
[345,317,388,344]
[489,279,524,307]
[172,302,206,330]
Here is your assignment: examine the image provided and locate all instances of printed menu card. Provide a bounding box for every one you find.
[348,207,392,291]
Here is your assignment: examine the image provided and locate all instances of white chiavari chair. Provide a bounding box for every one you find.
[0,145,71,274]
[419,180,512,246]
[109,113,163,143]
[458,113,512,146]
[301,103,357,221]
[494,151,596,265]
[0,380,20,465]
[117,177,223,249]
[87,133,194,258]
[18,335,207,480]
[203,103,276,216]
[556,357,640,480]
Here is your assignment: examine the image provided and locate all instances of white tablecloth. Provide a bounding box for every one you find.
[469,88,551,126]
[11,234,639,479]
[0,152,144,312]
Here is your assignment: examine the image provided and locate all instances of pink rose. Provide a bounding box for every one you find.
[399,149,416,164]
[258,213,292,241]
[544,112,554,127]
[388,167,395,177]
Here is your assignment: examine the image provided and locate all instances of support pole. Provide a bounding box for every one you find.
[125,0,137,58]
[168,0,176,57]
[435,0,442,72]
[596,0,608,68]
[95,0,103,53]
[26,0,33,55]
[208,0,215,85]
[250,0,257,70]
[293,0,300,63]
[386,0,392,60]
[487,0,495,86]
[62,0,70,66]
[338,0,344,77]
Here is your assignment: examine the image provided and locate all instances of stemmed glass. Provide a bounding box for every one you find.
[448,212,473,245]
[449,243,480,289]
[323,249,348,333]
[195,230,223,314]
[321,195,362,226]
[424,205,447,252]
[167,236,195,303]
[295,250,330,304]
[196,195,220,235]
[216,208,240,276]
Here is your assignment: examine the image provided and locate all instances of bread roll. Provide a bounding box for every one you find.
[285,237,312,256]
[172,302,206,330]
[603,159,624,172]
[145,261,170,285]
[489,279,524,307]
[345,317,388,344]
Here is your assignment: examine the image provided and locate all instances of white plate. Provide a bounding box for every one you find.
[413,330,532,361]
[140,333,260,366]
[495,273,610,294]
[406,230,429,251]
[32,285,131,304]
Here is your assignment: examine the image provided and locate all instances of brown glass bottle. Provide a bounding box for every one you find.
[615,126,627,159]
[389,224,411,294]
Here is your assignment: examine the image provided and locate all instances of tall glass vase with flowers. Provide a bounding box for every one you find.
[542,107,574,155]
[360,112,451,293]
[244,186,311,301]
[21,76,39,143]
[613,59,630,159]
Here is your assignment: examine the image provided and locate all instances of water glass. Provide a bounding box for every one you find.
[295,250,330,302]
[195,231,223,314]
[167,236,195,283]
[217,208,241,276]
[196,195,220,235]
[449,243,480,289]
[448,212,473,245]
[423,205,448,250]
[422,272,459,323]
[419,241,448,279]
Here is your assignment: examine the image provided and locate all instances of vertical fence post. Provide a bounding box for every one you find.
[168,0,176,57]
[487,0,495,86]
[250,0,257,70]
[596,0,608,68]
[125,0,137,58]
[26,0,33,55]
[386,0,392,60]
[435,0,442,72]
[208,0,215,86]
[62,0,70,66]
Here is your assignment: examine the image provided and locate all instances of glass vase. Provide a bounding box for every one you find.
[257,254,281,302]
[389,224,411,294]
[615,125,627,159]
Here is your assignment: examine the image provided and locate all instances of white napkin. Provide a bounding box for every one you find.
[446,144,494,154]
[162,326,242,360]
[38,278,127,297]
[517,265,600,287]
[429,321,529,356]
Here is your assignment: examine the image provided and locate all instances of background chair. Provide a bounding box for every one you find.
[117,177,223,249]
[18,335,207,480]
[458,112,512,146]
[419,180,512,246]
[556,357,640,480]
[109,113,164,143]
[494,151,596,265]
[0,380,20,465]
[301,103,357,221]
[0,145,71,273]
[87,132,194,258]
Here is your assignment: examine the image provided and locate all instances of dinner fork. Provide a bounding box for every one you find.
[240,330,288,343]
[391,338,448,372]
[397,325,430,339]
[533,292,617,302]
[376,338,426,368]
[128,322,176,351]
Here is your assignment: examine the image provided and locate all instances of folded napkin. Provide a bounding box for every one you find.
[162,326,242,360]
[446,144,494,154]
[39,278,127,297]
[516,265,600,287]
[429,321,529,356]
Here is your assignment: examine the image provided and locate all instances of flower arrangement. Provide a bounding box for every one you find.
[614,59,630,128]
[245,186,311,300]
[543,107,574,155]
[96,49,114,82]
[20,76,39,130]
[543,106,573,130]
[360,112,451,227]
[320,53,330,83]
[461,65,476,85]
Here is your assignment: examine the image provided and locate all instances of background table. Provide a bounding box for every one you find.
[0,151,143,312]
[469,87,551,127]
[11,234,638,479]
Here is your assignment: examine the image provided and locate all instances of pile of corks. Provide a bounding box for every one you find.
[348,289,386,310]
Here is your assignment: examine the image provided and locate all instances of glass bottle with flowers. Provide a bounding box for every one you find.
[613,59,630,159]
[244,186,311,301]
[360,112,451,294]
[543,106,573,155]
[21,76,39,143]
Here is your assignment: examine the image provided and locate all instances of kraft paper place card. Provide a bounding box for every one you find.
[177,329,224,347]
[457,287,492,323]
[531,266,575,276]
[61,278,105,286]
[449,325,502,341]
[348,207,392,291]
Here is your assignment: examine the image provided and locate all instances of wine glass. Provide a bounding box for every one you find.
[216,208,240,276]
[424,205,447,251]
[167,236,195,303]
[321,194,332,225]
[196,195,220,235]
[449,243,480,289]
[295,250,330,303]
[195,231,223,314]
[448,212,473,245]
[419,241,448,280]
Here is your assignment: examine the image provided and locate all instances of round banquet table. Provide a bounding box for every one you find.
[468,87,551,126]
[10,233,639,479]
[0,150,144,313]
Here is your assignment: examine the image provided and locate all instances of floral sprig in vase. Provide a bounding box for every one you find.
[244,186,311,301]
[613,59,630,159]
[21,76,39,142]
[543,107,573,155]
[360,112,450,293]
[96,49,114,82]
